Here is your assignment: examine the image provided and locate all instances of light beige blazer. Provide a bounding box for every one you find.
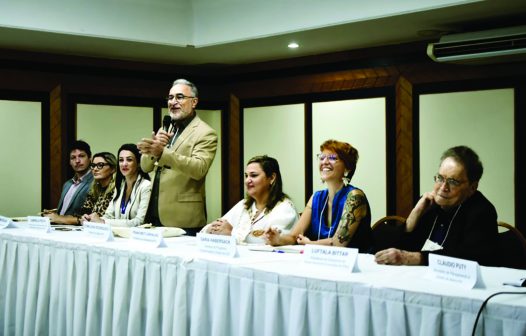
[141,115,218,228]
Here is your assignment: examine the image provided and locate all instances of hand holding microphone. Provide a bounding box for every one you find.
[137,115,174,157]
[156,115,174,146]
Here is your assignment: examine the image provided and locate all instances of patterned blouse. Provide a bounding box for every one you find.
[77,184,116,217]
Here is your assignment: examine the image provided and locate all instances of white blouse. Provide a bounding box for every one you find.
[220,198,299,244]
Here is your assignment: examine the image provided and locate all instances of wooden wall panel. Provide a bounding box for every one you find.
[395,76,414,217]
[49,85,63,208]
[225,67,399,99]
[226,94,241,211]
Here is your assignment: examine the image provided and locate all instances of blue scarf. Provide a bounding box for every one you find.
[309,185,357,240]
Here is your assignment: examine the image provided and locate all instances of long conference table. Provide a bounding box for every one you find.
[1,226,526,336]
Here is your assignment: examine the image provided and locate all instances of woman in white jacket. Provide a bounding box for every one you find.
[84,143,152,227]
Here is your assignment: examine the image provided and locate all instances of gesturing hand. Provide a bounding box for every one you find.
[137,129,174,158]
[296,234,312,245]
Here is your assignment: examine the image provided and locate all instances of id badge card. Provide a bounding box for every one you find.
[421,238,443,252]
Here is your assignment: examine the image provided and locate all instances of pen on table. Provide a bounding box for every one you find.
[53,227,72,231]
[39,209,58,215]
[273,249,304,254]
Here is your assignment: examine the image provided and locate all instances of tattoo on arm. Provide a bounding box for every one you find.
[336,193,366,244]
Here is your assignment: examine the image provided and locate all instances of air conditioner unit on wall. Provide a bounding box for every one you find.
[427,25,526,64]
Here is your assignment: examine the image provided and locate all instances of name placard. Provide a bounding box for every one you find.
[130,227,167,247]
[196,233,238,258]
[0,215,15,229]
[303,245,359,272]
[426,254,483,289]
[83,222,114,242]
[26,216,52,233]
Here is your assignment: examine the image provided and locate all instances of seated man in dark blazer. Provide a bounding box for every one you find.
[43,140,93,219]
[374,146,498,266]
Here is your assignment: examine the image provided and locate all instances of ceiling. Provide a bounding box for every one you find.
[1,0,526,66]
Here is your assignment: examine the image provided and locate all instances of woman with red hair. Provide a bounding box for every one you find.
[266,139,372,252]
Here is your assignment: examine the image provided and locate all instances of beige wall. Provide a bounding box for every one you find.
[244,104,305,212]
[77,104,153,155]
[196,109,222,222]
[0,100,42,217]
[419,88,515,224]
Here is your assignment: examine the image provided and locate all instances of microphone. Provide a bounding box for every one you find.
[162,115,172,132]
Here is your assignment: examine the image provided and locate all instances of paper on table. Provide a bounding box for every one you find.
[247,245,275,252]
[52,224,82,231]
[112,226,186,238]
[247,244,304,253]
[276,245,305,253]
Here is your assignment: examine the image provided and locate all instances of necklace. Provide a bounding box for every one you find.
[119,179,137,215]
[248,205,266,237]
[317,195,334,241]
[120,196,129,215]
[249,206,266,225]
[427,204,462,246]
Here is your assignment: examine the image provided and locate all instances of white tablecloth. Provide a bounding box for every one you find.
[1,228,525,336]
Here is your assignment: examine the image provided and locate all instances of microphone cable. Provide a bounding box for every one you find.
[471,290,526,336]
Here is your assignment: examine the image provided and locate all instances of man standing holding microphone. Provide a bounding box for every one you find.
[137,79,217,235]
